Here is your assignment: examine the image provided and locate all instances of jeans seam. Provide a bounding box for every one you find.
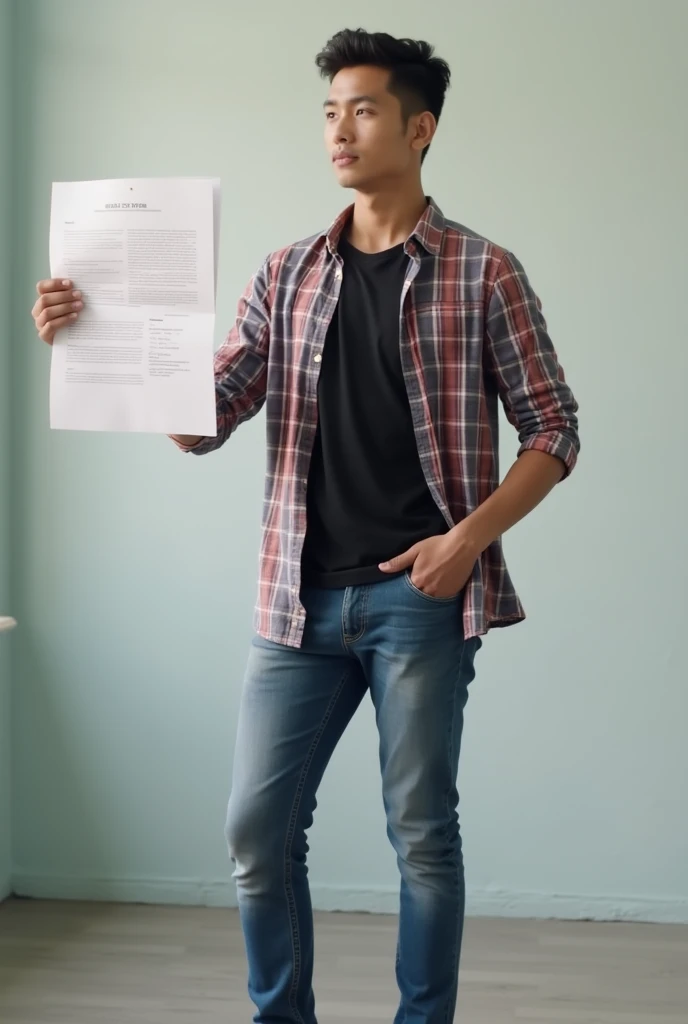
[342,585,370,646]
[442,638,470,1024]
[284,668,352,1023]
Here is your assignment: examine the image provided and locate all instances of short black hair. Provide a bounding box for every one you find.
[315,28,451,164]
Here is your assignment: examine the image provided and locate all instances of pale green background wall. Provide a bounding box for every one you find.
[0,0,15,900]
[7,0,688,919]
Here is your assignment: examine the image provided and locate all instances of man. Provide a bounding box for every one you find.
[33,27,579,1024]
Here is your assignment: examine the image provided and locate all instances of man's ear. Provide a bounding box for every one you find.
[410,112,437,155]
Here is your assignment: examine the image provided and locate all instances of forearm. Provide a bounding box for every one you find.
[455,449,566,554]
[168,260,270,456]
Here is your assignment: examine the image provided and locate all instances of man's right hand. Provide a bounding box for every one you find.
[32,279,84,344]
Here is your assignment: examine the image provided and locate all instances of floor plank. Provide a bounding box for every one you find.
[0,899,686,1022]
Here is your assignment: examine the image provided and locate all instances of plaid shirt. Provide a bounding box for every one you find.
[182,199,579,647]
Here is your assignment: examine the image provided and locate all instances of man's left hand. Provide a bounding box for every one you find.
[379,526,481,600]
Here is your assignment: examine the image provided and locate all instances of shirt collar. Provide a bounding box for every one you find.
[324,196,446,258]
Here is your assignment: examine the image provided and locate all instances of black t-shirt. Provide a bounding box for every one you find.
[301,236,448,588]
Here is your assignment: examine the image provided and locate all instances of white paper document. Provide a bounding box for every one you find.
[49,177,220,435]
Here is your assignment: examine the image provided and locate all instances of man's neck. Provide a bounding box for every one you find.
[346,184,428,254]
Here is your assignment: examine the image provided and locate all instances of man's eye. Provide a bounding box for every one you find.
[325,112,336,119]
[356,108,373,116]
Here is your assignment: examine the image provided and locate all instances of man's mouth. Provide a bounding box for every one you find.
[333,153,359,167]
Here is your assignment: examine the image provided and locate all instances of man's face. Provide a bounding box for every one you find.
[324,65,424,190]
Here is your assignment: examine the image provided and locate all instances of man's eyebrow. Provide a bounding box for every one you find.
[323,95,380,108]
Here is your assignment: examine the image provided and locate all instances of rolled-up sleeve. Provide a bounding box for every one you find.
[178,258,271,456]
[485,251,580,477]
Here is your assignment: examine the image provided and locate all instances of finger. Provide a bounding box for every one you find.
[379,545,419,572]
[32,288,82,319]
[36,278,71,296]
[38,313,77,344]
[36,300,82,328]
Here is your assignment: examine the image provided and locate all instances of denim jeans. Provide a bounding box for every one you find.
[225,572,482,1024]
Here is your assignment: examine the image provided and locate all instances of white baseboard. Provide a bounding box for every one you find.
[9,873,688,924]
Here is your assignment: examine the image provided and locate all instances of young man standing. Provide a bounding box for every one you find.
[33,28,579,1024]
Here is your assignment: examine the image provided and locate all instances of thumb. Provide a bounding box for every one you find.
[379,545,419,573]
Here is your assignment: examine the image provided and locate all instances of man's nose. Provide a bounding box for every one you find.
[335,115,354,144]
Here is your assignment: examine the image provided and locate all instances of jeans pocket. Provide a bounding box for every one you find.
[403,571,460,605]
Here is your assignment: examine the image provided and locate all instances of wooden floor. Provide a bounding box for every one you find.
[0,899,687,1022]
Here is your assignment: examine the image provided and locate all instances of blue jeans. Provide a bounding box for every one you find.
[225,573,482,1024]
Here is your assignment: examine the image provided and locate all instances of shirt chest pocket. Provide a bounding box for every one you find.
[410,300,483,337]
[406,302,485,370]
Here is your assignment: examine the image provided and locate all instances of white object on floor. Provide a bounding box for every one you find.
[0,617,17,632]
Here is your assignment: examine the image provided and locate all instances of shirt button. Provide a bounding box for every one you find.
[314,353,322,363]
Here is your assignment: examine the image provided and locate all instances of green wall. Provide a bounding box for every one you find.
[0,0,15,900]
[7,0,688,919]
